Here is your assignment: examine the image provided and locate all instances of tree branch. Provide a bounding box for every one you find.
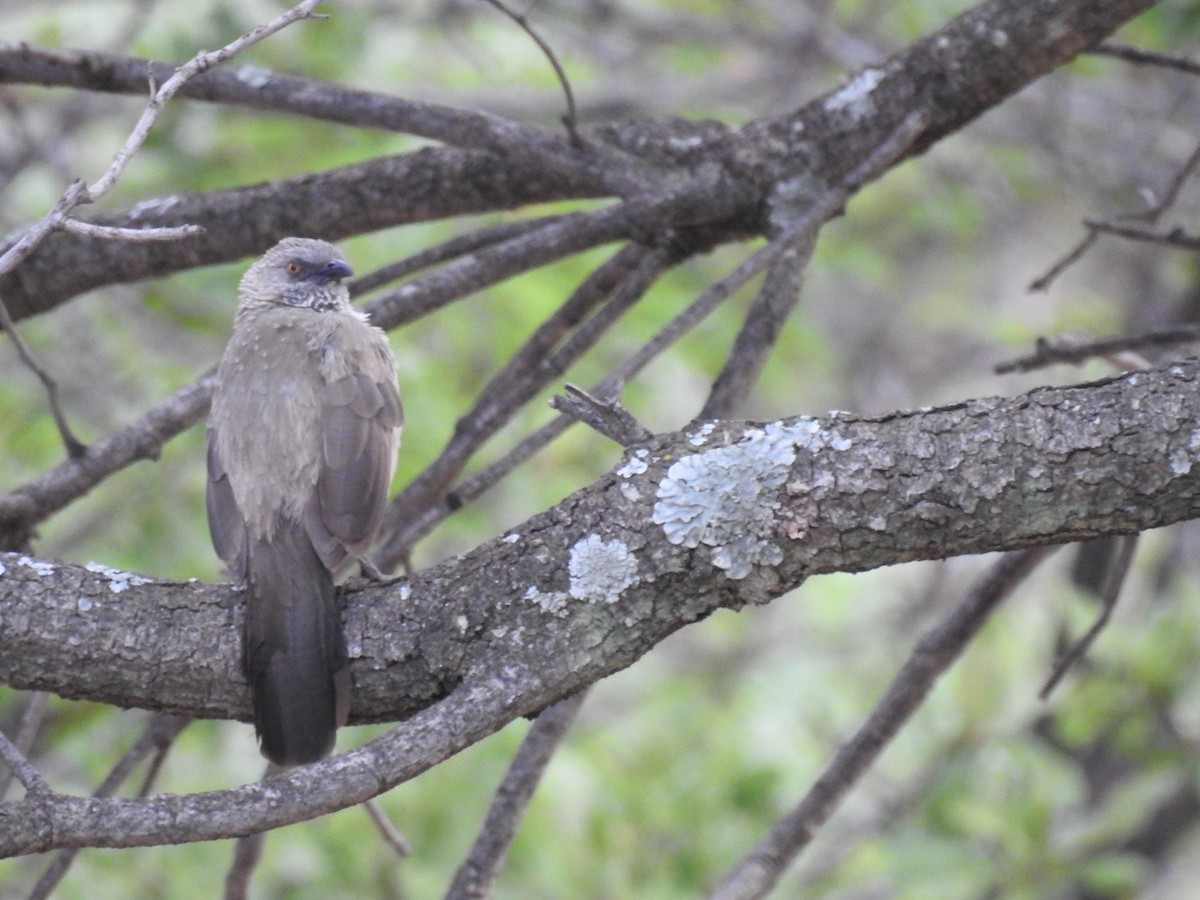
[1,357,1198,854]
[709,546,1055,900]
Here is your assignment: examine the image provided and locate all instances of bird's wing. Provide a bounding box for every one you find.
[205,426,248,581]
[309,367,403,569]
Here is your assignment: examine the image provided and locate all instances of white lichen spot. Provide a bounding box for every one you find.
[1169,429,1200,476]
[1189,429,1200,455]
[867,515,888,531]
[399,583,412,601]
[991,29,1009,47]
[666,134,704,152]
[824,68,884,116]
[619,482,642,503]
[85,561,151,594]
[19,556,56,576]
[653,419,843,579]
[77,596,94,612]
[1171,450,1193,476]
[829,435,853,451]
[688,422,716,446]
[617,455,649,478]
[526,585,569,614]
[0,559,6,576]
[455,615,469,633]
[128,195,180,219]
[568,534,639,604]
[502,533,521,543]
[235,64,272,88]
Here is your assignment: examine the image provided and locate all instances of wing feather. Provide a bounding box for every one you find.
[314,372,401,560]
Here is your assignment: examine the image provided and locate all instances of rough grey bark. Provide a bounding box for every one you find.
[1,356,1197,856]
[2,359,1196,724]
[0,0,1157,321]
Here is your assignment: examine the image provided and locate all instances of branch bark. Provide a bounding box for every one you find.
[4,360,1193,721]
[0,358,1197,855]
[0,0,1157,322]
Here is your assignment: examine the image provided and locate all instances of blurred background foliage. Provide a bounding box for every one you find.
[4,0,1200,897]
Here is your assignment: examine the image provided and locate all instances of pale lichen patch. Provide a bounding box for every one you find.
[568,535,639,604]
[824,68,884,118]
[84,561,151,594]
[19,556,56,577]
[652,419,847,579]
[617,449,650,478]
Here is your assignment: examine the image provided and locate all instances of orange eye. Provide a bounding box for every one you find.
[287,262,303,274]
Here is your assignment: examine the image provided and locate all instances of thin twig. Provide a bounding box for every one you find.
[28,714,189,900]
[445,693,587,899]
[479,0,582,146]
[1089,41,1200,76]
[1084,218,1200,250]
[1030,136,1200,290]
[382,112,929,557]
[375,243,672,567]
[709,546,1057,900]
[224,830,266,900]
[994,327,1200,374]
[0,0,324,464]
[1040,534,1139,699]
[549,384,654,447]
[363,798,412,857]
[699,233,815,420]
[1029,228,1099,292]
[0,370,215,550]
[0,726,49,795]
[0,692,49,801]
[349,215,568,296]
[59,220,205,241]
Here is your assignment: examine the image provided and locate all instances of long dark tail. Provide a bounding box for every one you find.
[243,517,350,766]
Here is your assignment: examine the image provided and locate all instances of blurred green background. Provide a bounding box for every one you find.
[4,1,1200,897]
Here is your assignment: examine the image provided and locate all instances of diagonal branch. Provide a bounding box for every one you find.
[709,547,1056,900]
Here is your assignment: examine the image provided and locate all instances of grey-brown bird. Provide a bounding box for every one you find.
[206,237,402,766]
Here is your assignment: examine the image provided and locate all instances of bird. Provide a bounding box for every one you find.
[206,237,402,766]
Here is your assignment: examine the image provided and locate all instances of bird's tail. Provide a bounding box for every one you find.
[243,516,350,766]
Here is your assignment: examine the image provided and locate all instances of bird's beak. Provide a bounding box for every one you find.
[312,259,354,282]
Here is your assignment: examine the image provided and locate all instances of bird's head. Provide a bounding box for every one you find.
[238,237,355,312]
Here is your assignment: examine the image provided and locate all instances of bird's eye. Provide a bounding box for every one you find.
[287,262,303,275]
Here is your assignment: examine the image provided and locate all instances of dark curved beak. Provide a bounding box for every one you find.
[312,259,354,282]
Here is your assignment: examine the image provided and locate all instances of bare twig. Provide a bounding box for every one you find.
[1029,228,1099,292]
[59,220,205,241]
[550,384,654,447]
[381,112,929,556]
[0,0,325,283]
[445,693,587,899]
[479,0,582,145]
[0,0,324,467]
[28,714,189,900]
[994,327,1200,374]
[699,233,815,420]
[363,798,412,857]
[0,726,49,795]
[224,830,266,900]
[709,547,1057,900]
[0,692,48,802]
[375,242,673,567]
[349,215,568,296]
[1089,41,1200,76]
[1084,218,1200,250]
[0,295,86,458]
[0,371,215,550]
[1031,137,1200,290]
[1040,534,1139,699]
